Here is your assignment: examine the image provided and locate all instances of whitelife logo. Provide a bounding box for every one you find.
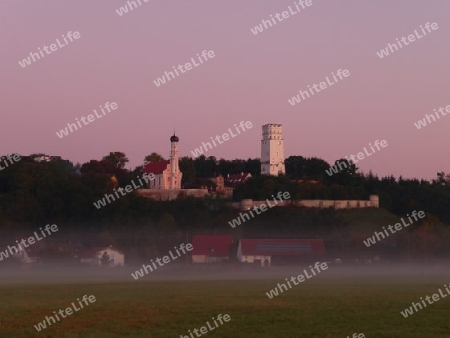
[180,314,231,338]
[0,224,59,262]
[131,243,193,280]
[115,0,150,16]
[56,102,118,139]
[18,31,81,68]
[250,0,313,35]
[288,69,350,106]
[376,22,438,59]
[414,104,450,130]
[228,192,290,228]
[266,262,328,299]
[190,121,253,158]
[400,284,450,318]
[34,295,96,332]
[0,154,21,172]
[363,211,425,247]
[153,50,216,87]
[325,140,388,177]
[93,173,155,209]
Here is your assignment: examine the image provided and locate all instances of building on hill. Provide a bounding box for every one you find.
[187,177,217,192]
[191,235,234,263]
[225,172,252,186]
[0,244,33,265]
[237,239,326,267]
[142,134,182,190]
[80,246,125,267]
[261,124,285,176]
[137,132,210,200]
[33,155,62,162]
[187,175,233,197]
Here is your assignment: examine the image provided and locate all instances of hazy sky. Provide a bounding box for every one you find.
[1,0,449,179]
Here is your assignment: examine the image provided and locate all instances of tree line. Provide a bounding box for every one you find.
[0,152,449,264]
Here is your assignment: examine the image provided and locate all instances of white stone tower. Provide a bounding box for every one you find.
[261,124,285,176]
[169,133,182,189]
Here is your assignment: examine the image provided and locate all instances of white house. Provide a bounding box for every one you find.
[80,247,125,267]
[237,239,326,267]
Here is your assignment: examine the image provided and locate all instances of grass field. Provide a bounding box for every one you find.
[1,268,450,337]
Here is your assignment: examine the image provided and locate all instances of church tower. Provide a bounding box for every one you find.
[169,133,182,189]
[261,124,285,176]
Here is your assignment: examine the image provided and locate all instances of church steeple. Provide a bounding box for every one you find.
[169,132,181,188]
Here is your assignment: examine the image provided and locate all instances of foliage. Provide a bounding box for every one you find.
[1,152,450,261]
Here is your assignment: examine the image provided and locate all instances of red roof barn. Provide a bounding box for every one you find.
[191,235,234,263]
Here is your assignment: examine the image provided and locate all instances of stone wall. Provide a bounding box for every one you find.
[235,195,379,210]
[136,189,208,201]
[136,189,380,210]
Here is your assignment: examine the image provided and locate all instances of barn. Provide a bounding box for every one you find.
[237,239,326,267]
[191,235,234,263]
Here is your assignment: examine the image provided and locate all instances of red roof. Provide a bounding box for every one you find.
[143,161,170,175]
[191,235,234,256]
[239,239,325,256]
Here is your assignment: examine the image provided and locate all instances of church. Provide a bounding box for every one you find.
[142,134,183,189]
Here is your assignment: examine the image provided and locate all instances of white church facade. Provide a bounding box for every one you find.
[143,134,183,190]
[138,133,208,201]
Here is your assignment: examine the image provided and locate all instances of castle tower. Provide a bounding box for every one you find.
[169,134,182,189]
[261,124,285,176]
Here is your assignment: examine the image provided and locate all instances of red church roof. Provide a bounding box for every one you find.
[143,160,170,175]
[191,235,234,256]
[239,239,325,256]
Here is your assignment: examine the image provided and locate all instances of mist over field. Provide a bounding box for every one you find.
[2,0,450,336]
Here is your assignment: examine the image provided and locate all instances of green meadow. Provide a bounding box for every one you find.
[1,271,450,337]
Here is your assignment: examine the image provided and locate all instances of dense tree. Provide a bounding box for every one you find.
[179,156,196,185]
[102,152,129,169]
[0,153,450,264]
[144,153,165,164]
[285,156,330,180]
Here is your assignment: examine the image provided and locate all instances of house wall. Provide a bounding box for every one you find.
[148,172,167,190]
[240,255,271,267]
[192,255,206,263]
[237,243,270,266]
[192,255,228,263]
[103,248,124,267]
[82,248,124,267]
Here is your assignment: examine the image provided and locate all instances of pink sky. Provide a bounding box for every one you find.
[1,0,449,179]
